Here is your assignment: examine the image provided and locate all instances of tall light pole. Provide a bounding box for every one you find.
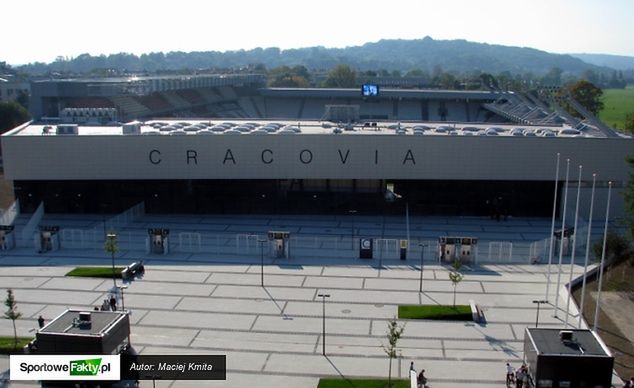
[533,300,548,327]
[418,243,428,293]
[593,181,612,332]
[554,158,570,318]
[118,284,131,347]
[348,210,357,250]
[317,293,330,356]
[578,173,596,328]
[545,153,561,301]
[258,238,267,288]
[105,233,118,289]
[565,165,582,328]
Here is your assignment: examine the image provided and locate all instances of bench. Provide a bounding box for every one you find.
[469,299,486,323]
[121,261,144,280]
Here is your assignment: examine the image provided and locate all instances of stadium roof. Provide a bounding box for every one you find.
[6,118,614,138]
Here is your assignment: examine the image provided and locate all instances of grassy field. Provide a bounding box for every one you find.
[318,378,410,388]
[398,304,472,320]
[66,267,124,278]
[599,85,634,130]
[0,336,32,354]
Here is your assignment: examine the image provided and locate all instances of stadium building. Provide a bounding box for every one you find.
[2,75,632,218]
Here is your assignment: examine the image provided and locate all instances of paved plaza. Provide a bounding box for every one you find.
[0,214,617,387]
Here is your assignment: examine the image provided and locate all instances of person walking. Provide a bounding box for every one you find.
[37,315,45,329]
[417,369,428,388]
[515,365,524,388]
[109,295,117,311]
[506,363,515,386]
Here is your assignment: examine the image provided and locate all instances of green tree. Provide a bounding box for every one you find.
[104,232,119,288]
[448,260,464,307]
[382,317,404,388]
[323,64,357,88]
[0,101,31,134]
[567,80,604,116]
[4,289,22,351]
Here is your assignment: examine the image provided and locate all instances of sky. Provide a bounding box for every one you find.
[3,0,633,65]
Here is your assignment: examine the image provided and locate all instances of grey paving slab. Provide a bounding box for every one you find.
[131,326,199,347]
[377,268,440,279]
[193,330,317,353]
[264,353,391,377]
[140,310,256,331]
[321,266,382,278]
[445,348,523,360]
[482,307,564,324]
[38,277,107,291]
[117,293,182,309]
[149,263,249,273]
[303,275,364,289]
[5,289,102,306]
[375,320,516,341]
[27,304,87,321]
[364,277,483,293]
[482,281,550,294]
[443,339,523,351]
[97,280,215,296]
[138,269,211,283]
[208,272,304,287]
[5,302,47,319]
[284,301,396,319]
[0,276,50,289]
[252,315,370,335]
[176,296,285,315]
[320,288,421,305]
[212,284,317,301]
[245,264,324,275]
[0,266,71,277]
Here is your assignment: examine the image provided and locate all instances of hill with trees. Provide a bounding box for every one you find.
[16,37,606,77]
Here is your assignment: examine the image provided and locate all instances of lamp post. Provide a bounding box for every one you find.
[348,210,357,250]
[106,233,118,289]
[118,284,131,347]
[418,244,428,293]
[317,293,331,356]
[533,300,548,327]
[258,238,266,287]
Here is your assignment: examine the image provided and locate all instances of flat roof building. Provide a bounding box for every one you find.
[523,328,614,388]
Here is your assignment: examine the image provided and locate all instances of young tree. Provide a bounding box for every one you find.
[382,317,404,388]
[448,260,464,307]
[4,289,23,351]
[104,232,119,288]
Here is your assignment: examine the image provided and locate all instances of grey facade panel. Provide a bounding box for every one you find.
[3,135,632,183]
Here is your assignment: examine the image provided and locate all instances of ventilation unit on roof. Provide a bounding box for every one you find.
[559,330,573,342]
[56,124,78,135]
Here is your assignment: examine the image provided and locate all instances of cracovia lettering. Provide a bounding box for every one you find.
[223,149,236,164]
[187,150,197,165]
[261,149,273,164]
[338,149,350,164]
[149,150,161,165]
[402,149,415,165]
[299,149,313,164]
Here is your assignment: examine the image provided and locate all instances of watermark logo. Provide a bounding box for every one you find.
[70,358,106,376]
[10,355,119,381]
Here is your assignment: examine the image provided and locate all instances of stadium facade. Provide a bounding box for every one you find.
[2,75,631,219]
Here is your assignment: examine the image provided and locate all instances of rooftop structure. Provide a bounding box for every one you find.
[36,309,130,354]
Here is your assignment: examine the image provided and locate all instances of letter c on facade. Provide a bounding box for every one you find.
[261,149,273,164]
[149,150,161,165]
